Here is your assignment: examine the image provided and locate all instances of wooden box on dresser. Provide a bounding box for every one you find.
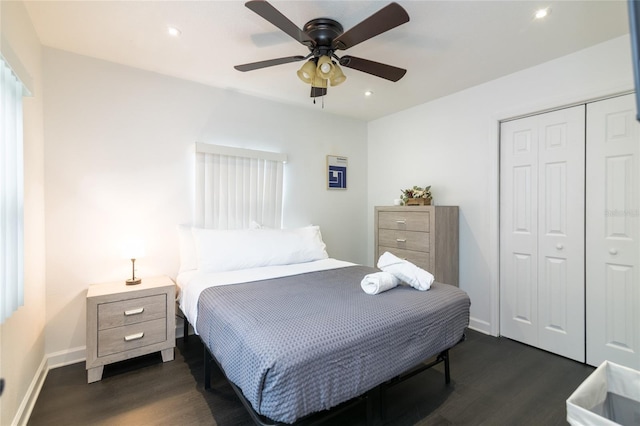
[375,205,459,286]
[86,275,176,383]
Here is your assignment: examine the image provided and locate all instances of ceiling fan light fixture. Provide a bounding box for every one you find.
[316,55,335,80]
[297,60,317,84]
[311,74,328,89]
[330,62,346,86]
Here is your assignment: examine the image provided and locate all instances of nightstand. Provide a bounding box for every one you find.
[86,275,176,383]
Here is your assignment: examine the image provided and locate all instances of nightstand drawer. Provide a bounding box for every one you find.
[98,318,167,357]
[378,229,430,252]
[378,211,430,232]
[378,247,430,271]
[98,294,166,330]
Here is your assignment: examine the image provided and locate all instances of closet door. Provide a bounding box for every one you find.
[500,105,585,362]
[537,107,585,361]
[586,94,640,369]
[500,115,539,347]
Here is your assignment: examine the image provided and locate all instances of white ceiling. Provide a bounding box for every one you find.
[24,0,630,121]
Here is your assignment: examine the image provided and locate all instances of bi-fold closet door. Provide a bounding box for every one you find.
[586,95,639,369]
[500,105,586,362]
[500,94,640,369]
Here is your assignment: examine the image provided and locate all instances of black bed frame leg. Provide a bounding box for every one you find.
[443,349,451,384]
[183,317,189,342]
[204,347,212,390]
[365,386,383,426]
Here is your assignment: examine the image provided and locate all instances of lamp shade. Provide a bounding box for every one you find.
[121,238,145,260]
[316,55,335,80]
[330,62,347,86]
[297,60,316,84]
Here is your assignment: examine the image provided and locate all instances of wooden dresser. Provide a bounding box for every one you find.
[374,205,459,286]
[86,276,176,383]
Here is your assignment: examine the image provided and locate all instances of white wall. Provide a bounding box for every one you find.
[367,35,634,335]
[0,2,47,425]
[42,48,368,359]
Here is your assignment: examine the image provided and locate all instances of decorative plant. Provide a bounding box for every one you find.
[401,185,432,203]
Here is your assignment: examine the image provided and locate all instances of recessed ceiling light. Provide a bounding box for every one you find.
[168,26,182,37]
[534,8,550,19]
[364,91,374,97]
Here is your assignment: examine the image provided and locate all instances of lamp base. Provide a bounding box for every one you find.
[126,277,142,285]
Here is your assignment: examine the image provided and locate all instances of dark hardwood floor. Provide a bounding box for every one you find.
[28,330,594,425]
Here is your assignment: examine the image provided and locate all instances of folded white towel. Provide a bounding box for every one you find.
[377,251,435,291]
[360,271,399,295]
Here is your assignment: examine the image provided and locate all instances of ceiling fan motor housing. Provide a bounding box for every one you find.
[303,18,343,57]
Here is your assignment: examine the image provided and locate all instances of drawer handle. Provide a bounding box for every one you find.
[124,307,144,316]
[395,219,406,224]
[124,332,144,342]
[396,238,407,243]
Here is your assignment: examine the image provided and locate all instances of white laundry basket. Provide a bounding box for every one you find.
[567,361,640,425]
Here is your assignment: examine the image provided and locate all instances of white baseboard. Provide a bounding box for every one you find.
[11,356,48,426]
[176,316,186,338]
[176,316,194,339]
[468,316,494,336]
[46,346,86,370]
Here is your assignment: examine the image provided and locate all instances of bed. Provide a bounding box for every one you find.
[177,225,470,425]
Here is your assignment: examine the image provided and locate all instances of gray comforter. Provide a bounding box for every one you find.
[197,265,470,424]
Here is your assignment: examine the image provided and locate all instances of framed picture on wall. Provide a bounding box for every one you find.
[327,155,347,190]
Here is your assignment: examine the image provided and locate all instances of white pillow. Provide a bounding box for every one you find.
[177,225,198,274]
[192,226,328,273]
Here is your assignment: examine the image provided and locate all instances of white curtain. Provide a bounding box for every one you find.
[195,143,286,229]
[0,56,25,323]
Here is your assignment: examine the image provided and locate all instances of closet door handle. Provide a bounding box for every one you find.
[609,248,618,255]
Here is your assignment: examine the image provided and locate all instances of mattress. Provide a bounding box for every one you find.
[178,258,355,334]
[196,264,470,424]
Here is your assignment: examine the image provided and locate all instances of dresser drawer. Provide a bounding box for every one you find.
[378,247,431,271]
[98,318,167,357]
[98,294,166,330]
[378,229,430,252]
[378,211,430,232]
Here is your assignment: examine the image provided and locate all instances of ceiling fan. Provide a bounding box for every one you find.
[234,0,410,98]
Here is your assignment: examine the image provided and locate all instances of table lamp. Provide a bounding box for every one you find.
[122,238,145,285]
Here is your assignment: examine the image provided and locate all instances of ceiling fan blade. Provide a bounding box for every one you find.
[235,55,306,72]
[332,2,409,50]
[339,56,406,82]
[245,0,314,47]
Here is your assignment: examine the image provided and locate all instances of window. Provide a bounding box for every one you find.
[0,55,25,323]
[194,143,287,229]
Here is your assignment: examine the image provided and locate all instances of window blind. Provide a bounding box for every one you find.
[195,143,287,229]
[0,55,25,323]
